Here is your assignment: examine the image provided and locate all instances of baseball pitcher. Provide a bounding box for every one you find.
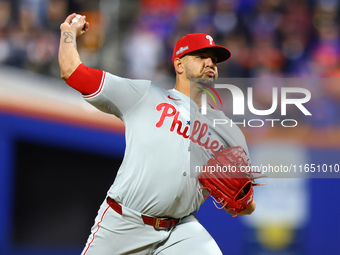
[58,13,263,255]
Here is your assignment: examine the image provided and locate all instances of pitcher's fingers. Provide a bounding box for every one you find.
[83,22,90,32]
[64,13,77,24]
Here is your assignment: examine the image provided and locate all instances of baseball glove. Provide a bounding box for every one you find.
[198,146,264,216]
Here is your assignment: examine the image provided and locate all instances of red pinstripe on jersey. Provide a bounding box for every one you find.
[83,71,106,99]
[66,63,105,96]
[82,205,110,255]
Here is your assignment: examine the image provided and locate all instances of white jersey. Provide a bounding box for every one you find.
[84,72,250,218]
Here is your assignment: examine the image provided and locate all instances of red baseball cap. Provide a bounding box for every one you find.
[172,33,231,63]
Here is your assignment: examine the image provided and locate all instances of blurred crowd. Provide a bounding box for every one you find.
[0,0,105,77]
[1,0,340,126]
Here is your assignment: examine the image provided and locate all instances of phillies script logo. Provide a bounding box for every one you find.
[155,103,223,154]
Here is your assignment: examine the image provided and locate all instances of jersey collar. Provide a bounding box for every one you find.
[169,88,198,109]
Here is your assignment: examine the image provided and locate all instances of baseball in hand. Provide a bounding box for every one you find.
[71,14,85,25]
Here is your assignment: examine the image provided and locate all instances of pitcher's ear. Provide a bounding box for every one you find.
[174,57,184,74]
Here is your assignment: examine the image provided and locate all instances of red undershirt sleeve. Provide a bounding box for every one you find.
[66,63,104,95]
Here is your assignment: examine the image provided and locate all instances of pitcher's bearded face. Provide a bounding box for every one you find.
[182,49,218,85]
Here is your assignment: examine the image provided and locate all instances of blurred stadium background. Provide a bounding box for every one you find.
[0,0,339,254]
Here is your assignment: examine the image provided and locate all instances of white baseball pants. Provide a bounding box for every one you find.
[81,198,222,255]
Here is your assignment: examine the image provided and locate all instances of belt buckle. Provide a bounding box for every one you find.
[154,217,169,231]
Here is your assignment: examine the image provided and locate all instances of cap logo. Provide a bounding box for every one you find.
[206,35,213,45]
[176,45,189,56]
